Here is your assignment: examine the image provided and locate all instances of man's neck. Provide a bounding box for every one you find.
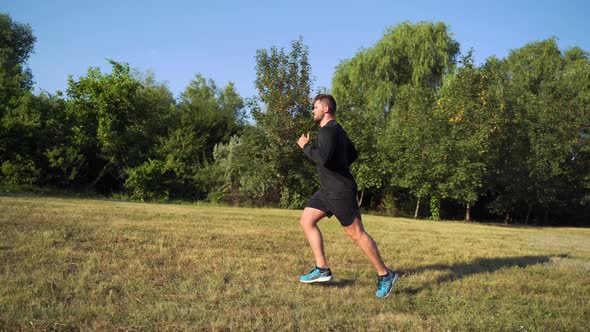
[320,115,335,127]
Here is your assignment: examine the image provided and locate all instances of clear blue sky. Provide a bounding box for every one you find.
[5,0,590,99]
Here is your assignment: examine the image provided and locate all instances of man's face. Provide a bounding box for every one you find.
[312,100,327,123]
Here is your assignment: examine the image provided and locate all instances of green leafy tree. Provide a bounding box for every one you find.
[213,127,279,205]
[0,13,35,109]
[65,60,143,191]
[32,91,71,186]
[529,45,590,223]
[131,69,176,161]
[332,50,390,206]
[119,70,178,200]
[0,13,38,185]
[124,158,172,201]
[156,74,244,200]
[560,48,590,222]
[1,90,73,188]
[334,21,460,215]
[386,85,441,218]
[250,37,315,207]
[434,51,497,221]
[486,39,590,224]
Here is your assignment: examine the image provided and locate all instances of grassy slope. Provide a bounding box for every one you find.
[1,196,589,331]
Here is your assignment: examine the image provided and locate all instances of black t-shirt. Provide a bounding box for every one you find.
[302,120,358,192]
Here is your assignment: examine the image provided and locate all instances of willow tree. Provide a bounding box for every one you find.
[385,84,440,218]
[333,21,460,215]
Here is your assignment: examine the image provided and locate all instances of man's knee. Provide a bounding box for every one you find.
[300,208,325,229]
[344,218,365,242]
[300,215,312,228]
[300,214,318,229]
[345,228,363,242]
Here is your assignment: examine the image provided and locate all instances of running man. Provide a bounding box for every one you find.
[296,94,398,298]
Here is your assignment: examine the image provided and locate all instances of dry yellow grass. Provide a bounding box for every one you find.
[1,195,589,330]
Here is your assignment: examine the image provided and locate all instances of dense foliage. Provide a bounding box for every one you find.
[1,13,588,225]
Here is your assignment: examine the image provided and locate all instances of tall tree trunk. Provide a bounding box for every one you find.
[414,199,420,219]
[357,189,364,206]
[88,163,110,191]
[465,202,471,222]
[525,203,533,225]
[504,212,511,224]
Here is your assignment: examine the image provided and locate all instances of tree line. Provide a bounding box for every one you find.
[1,14,588,225]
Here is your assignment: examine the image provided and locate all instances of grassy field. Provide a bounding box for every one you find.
[0,195,589,331]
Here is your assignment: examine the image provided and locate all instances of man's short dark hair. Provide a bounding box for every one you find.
[314,94,337,115]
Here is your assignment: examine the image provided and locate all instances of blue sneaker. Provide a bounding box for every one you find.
[299,266,333,283]
[376,269,399,298]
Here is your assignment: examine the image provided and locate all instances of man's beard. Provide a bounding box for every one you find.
[313,113,323,123]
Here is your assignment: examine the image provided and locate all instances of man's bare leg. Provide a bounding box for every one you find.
[299,207,328,268]
[343,217,388,275]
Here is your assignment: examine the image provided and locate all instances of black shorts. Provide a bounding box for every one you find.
[306,189,361,227]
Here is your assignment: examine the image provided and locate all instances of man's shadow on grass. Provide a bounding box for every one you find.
[399,254,566,295]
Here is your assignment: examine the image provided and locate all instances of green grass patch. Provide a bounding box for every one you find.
[1,196,589,330]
